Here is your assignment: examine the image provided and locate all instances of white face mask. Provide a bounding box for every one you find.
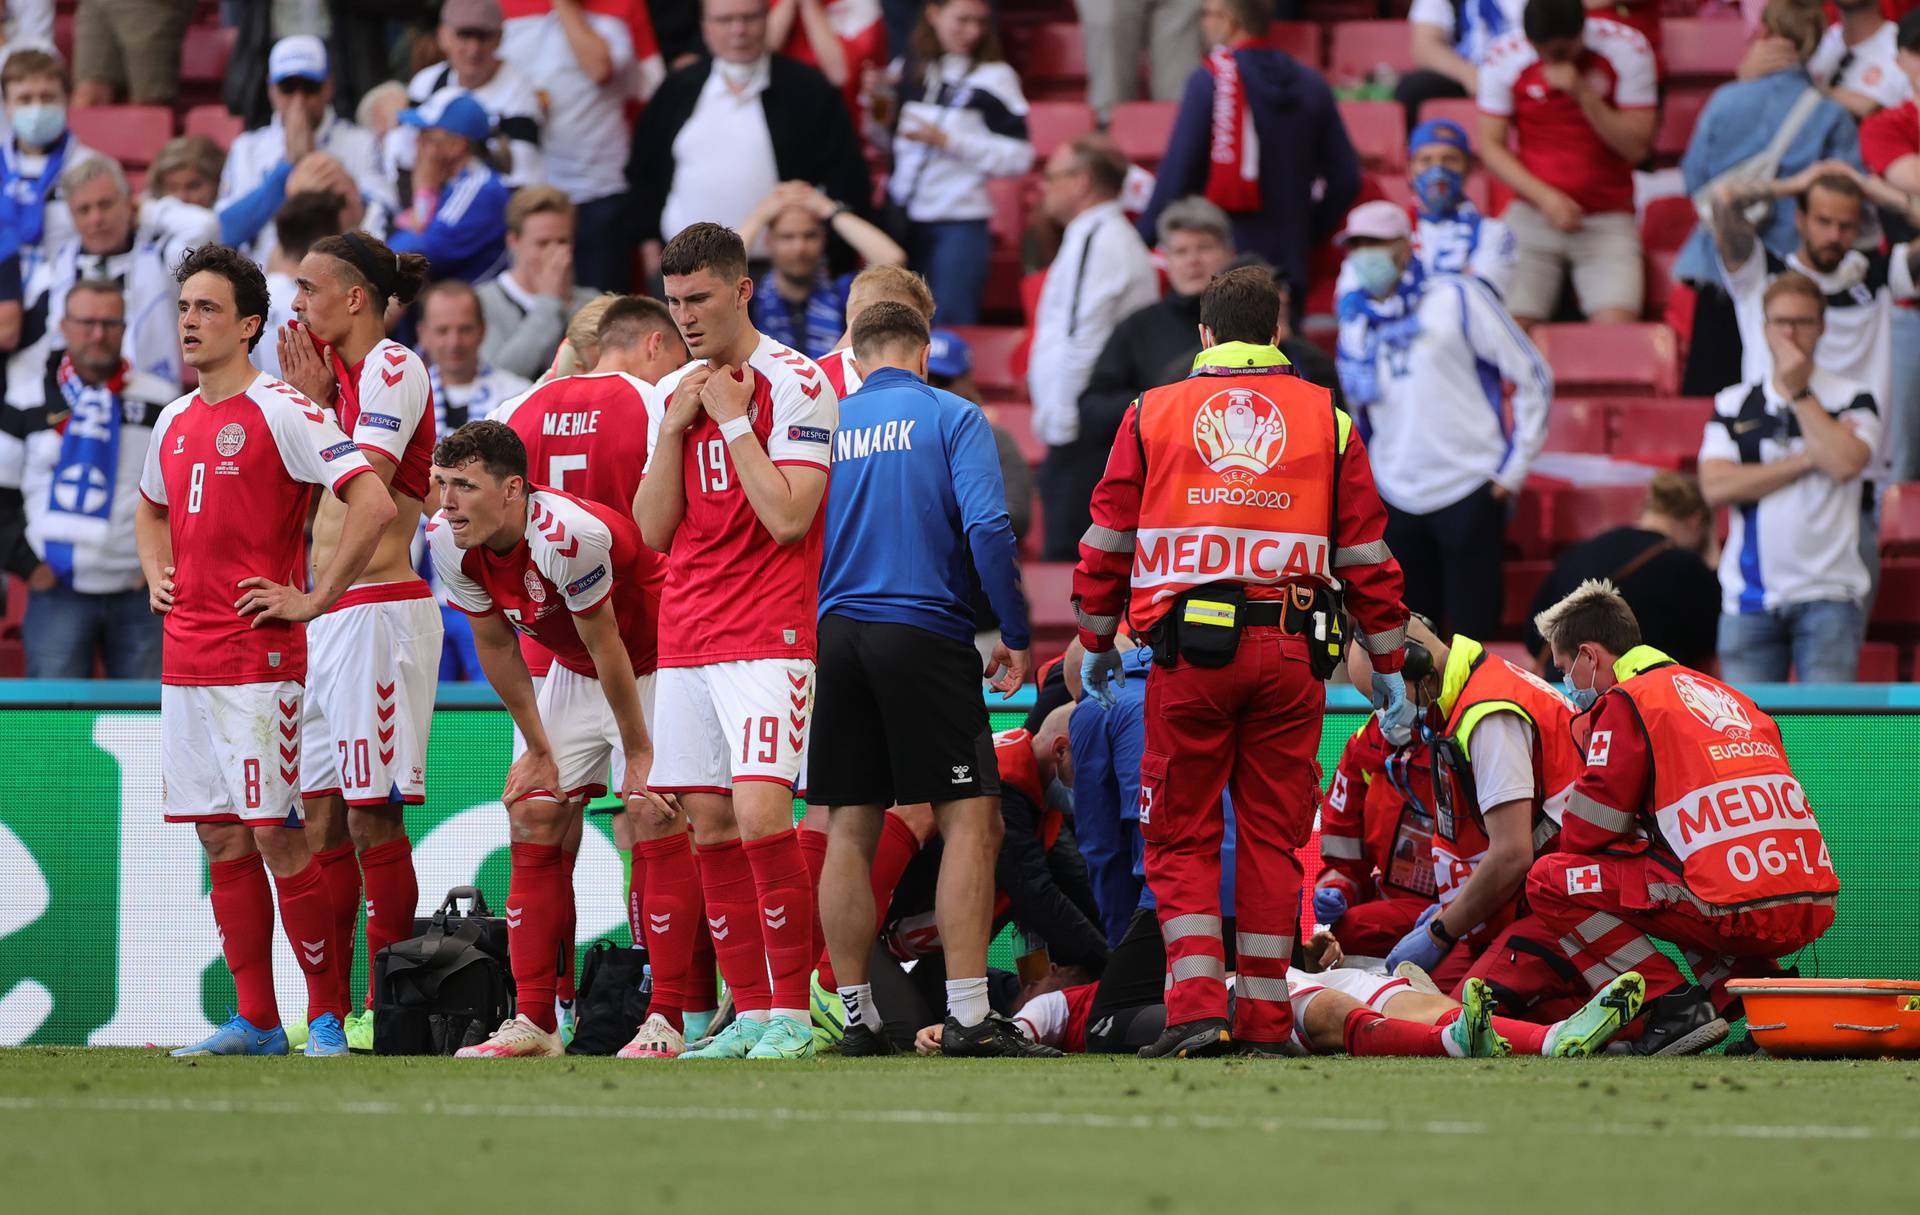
[714,57,761,88]
[9,103,66,150]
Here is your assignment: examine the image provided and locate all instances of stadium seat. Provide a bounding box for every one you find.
[1641,195,1697,256]
[1501,559,1554,630]
[1543,397,1609,454]
[1606,397,1715,465]
[1654,90,1710,164]
[1872,558,1920,626]
[1416,97,1481,142]
[1338,99,1406,173]
[1018,22,1089,100]
[1546,484,1649,544]
[1269,21,1326,68]
[183,104,244,151]
[68,105,174,170]
[989,400,1046,465]
[1022,562,1080,653]
[1025,100,1096,159]
[178,23,234,90]
[1855,641,1901,682]
[1327,22,1416,87]
[952,326,1027,401]
[1531,323,1681,396]
[1107,101,1178,166]
[1661,16,1749,84]
[1880,483,1920,555]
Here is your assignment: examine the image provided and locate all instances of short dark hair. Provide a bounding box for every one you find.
[420,278,483,324]
[310,230,430,311]
[661,221,748,282]
[851,300,931,361]
[1198,265,1282,345]
[1221,0,1273,38]
[65,278,124,311]
[432,419,527,481]
[174,244,272,351]
[1,49,65,94]
[273,191,345,262]
[1523,0,1585,45]
[1066,135,1129,200]
[1803,171,1864,209]
[1532,579,1642,659]
[597,295,677,351]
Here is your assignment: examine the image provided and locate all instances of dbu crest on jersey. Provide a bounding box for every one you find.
[215,423,246,457]
[523,569,548,603]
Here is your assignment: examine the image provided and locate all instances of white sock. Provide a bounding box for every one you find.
[741,1009,771,1023]
[772,1006,810,1025]
[1541,1023,1561,1057]
[839,983,880,1030]
[947,976,990,1027]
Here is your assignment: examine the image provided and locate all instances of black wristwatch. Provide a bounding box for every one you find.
[1791,386,1816,403]
[1428,916,1458,947]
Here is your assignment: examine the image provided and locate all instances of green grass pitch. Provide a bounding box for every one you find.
[3,1050,1916,1213]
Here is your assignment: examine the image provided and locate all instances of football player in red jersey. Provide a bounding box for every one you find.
[136,245,397,1057]
[635,222,838,1059]
[272,231,441,1051]
[427,420,673,1058]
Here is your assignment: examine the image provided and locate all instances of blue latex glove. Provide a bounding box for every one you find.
[1371,670,1416,746]
[1081,647,1125,709]
[1313,886,1348,926]
[1384,903,1448,971]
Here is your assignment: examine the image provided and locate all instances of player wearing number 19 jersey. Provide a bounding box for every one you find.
[636,223,837,1061]
[135,245,397,1057]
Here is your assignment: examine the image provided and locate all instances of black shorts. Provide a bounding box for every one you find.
[807,613,999,807]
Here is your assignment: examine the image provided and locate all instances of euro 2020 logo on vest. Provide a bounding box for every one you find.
[1673,673,1754,739]
[1193,388,1286,486]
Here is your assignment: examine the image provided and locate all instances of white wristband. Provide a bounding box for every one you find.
[718,415,754,443]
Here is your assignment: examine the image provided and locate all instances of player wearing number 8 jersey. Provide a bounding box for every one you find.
[636,222,837,1060]
[135,245,398,1057]
[1528,580,1838,1056]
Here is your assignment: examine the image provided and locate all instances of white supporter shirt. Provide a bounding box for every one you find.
[1699,371,1881,614]
[394,60,547,187]
[501,9,635,204]
[0,133,98,291]
[1354,274,1552,516]
[1334,210,1519,300]
[219,112,394,265]
[1408,0,1527,64]
[1807,21,1912,112]
[659,57,781,247]
[1027,200,1159,447]
[255,270,301,381]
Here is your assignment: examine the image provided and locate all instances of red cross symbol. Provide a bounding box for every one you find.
[1566,865,1603,896]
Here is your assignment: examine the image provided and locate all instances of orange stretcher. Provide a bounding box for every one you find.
[1728,978,1920,1058]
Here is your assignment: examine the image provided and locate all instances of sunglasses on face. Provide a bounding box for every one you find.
[275,77,324,96]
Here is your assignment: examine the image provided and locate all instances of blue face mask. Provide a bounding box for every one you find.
[1413,165,1465,217]
[1563,650,1599,713]
[1348,248,1401,298]
[9,103,66,151]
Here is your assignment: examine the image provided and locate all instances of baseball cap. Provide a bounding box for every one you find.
[1408,118,1470,158]
[441,0,504,33]
[1336,200,1412,246]
[928,329,972,379]
[399,92,492,145]
[269,35,329,86]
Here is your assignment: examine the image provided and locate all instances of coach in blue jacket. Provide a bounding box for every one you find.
[810,300,1047,1059]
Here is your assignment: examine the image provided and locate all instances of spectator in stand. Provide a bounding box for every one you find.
[219,36,392,265]
[501,0,643,291]
[69,0,194,107]
[1859,10,1920,481]
[769,0,887,118]
[1400,0,1524,124]
[398,0,546,189]
[1700,273,1877,684]
[1676,0,1861,398]
[476,185,602,380]
[1083,199,1340,442]
[1137,0,1359,309]
[0,3,54,55]
[147,136,224,210]
[1808,0,1911,120]
[255,190,345,382]
[1524,471,1722,674]
[0,279,171,678]
[1334,200,1550,639]
[880,0,1033,325]
[417,280,532,432]
[0,49,94,349]
[738,180,905,358]
[1478,0,1657,329]
[1405,118,1516,295]
[388,93,513,284]
[1076,0,1202,123]
[1029,135,1159,562]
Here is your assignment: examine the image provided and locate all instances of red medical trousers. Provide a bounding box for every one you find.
[1139,627,1323,1045]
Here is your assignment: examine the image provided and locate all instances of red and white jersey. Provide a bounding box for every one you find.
[428,485,657,678]
[780,0,887,121]
[1477,18,1656,215]
[1014,983,1102,1053]
[139,373,376,686]
[493,371,668,674]
[329,338,435,500]
[818,347,862,400]
[645,334,837,667]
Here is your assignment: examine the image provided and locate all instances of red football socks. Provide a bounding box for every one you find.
[637,833,701,1033]
[209,852,278,1029]
[358,835,417,1009]
[314,842,360,1012]
[1493,1015,1550,1056]
[799,825,829,986]
[697,838,771,1014]
[506,842,567,1032]
[744,829,816,1016]
[870,812,921,928]
[1343,1006,1450,1057]
[274,857,344,1025]
[686,890,719,1012]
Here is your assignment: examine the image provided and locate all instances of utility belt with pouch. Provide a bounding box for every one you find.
[1150,582,1345,677]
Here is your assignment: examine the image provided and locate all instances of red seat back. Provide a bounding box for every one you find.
[183,104,244,152]
[1327,22,1415,87]
[1107,101,1178,166]
[69,106,175,170]
[1339,99,1407,173]
[1533,323,1681,396]
[1025,100,1096,160]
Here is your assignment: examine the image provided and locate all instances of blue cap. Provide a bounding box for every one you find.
[1408,118,1471,158]
[399,92,492,145]
[928,328,971,379]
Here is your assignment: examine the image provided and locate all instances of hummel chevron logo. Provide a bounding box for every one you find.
[380,368,404,387]
[764,905,788,930]
[708,915,730,941]
[505,906,523,928]
[376,681,395,699]
[299,939,327,965]
[798,378,822,401]
[649,912,672,934]
[384,348,407,366]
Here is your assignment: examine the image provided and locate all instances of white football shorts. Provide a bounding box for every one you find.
[510,664,657,802]
[162,680,306,826]
[299,584,442,805]
[650,658,814,794]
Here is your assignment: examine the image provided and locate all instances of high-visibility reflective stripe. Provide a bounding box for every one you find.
[1333,539,1391,568]
[1568,790,1637,834]
[1604,938,1657,974]
[1362,624,1407,655]
[1237,975,1292,1002]
[1236,932,1292,959]
[1532,817,1560,851]
[1320,835,1364,860]
[1162,913,1223,941]
[1081,523,1136,553]
[1074,603,1120,633]
[1169,954,1227,983]
[1646,881,1837,917]
[1574,911,1625,945]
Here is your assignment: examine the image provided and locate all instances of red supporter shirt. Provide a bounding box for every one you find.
[1861,100,1920,176]
[778,0,888,119]
[1477,18,1658,216]
[644,335,838,667]
[428,486,657,679]
[494,371,668,674]
[139,373,376,685]
[331,338,435,501]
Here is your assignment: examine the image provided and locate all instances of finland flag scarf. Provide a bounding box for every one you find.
[41,355,127,584]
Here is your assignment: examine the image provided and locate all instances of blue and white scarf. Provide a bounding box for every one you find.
[754,270,848,361]
[0,131,71,266]
[41,356,124,585]
[1336,260,1427,418]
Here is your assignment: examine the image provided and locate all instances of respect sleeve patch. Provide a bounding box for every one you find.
[788,425,831,444]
